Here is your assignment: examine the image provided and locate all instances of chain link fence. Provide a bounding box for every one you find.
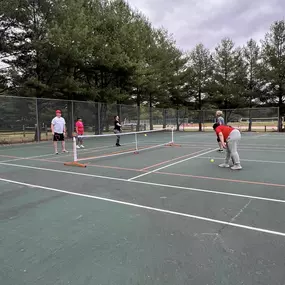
[0,95,282,143]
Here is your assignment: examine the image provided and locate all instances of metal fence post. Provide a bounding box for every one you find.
[35,97,40,142]
[71,100,74,134]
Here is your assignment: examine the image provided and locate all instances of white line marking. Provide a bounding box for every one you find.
[198,156,285,165]
[128,148,216,181]
[175,144,285,153]
[1,161,285,204]
[247,134,268,138]
[1,177,285,237]
[51,142,136,160]
[131,180,285,203]
[0,152,60,163]
[176,141,285,149]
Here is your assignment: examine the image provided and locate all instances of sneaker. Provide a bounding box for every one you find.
[218,149,223,152]
[231,164,242,170]
[76,145,80,149]
[55,151,58,155]
[80,145,85,148]
[219,163,230,168]
[62,150,69,153]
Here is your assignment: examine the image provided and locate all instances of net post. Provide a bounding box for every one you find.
[166,127,181,147]
[73,136,77,162]
[134,132,139,154]
[64,135,87,167]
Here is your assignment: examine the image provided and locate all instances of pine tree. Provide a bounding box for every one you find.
[260,20,285,131]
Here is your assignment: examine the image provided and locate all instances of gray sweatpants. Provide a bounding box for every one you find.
[225,129,241,165]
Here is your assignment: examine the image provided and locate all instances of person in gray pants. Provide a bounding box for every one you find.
[213,123,242,170]
[215,110,225,152]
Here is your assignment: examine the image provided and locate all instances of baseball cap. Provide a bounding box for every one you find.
[55,110,61,113]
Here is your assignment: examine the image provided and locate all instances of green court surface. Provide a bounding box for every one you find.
[1,131,285,285]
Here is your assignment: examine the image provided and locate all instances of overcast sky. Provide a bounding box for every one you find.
[127,0,285,52]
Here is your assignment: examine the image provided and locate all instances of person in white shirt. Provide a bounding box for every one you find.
[51,110,68,154]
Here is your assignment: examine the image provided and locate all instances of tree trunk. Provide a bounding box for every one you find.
[278,93,283,132]
[163,108,167,128]
[248,97,252,132]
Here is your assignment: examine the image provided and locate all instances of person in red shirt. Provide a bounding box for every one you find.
[213,123,242,170]
[75,117,85,149]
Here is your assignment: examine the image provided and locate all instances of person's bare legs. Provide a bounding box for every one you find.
[61,141,67,152]
[53,141,58,154]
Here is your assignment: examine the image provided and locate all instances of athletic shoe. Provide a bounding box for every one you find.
[231,164,242,170]
[218,149,223,152]
[55,151,58,155]
[219,163,230,168]
[62,150,68,153]
[76,145,80,149]
[80,145,85,148]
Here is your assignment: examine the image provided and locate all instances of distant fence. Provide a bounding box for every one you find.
[0,95,282,143]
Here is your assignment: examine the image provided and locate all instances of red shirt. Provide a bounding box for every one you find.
[215,125,234,140]
[75,121,84,134]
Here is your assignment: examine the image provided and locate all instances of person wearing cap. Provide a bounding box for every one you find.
[213,123,242,170]
[51,110,68,154]
[215,110,225,152]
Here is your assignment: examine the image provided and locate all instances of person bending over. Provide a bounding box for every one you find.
[213,123,242,170]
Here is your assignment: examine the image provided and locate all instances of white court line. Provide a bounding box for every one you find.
[51,142,136,161]
[246,134,269,139]
[0,141,53,152]
[0,162,285,203]
[128,148,216,181]
[175,141,285,149]
[0,152,62,163]
[175,144,285,153]
[198,156,285,165]
[1,177,285,238]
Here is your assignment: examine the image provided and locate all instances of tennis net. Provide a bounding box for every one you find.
[64,128,175,167]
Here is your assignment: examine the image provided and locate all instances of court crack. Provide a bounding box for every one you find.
[194,199,252,253]
[215,199,252,238]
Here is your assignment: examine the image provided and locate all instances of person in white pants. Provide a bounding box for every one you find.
[213,123,242,170]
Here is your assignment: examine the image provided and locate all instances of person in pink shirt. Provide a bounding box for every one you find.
[75,117,85,148]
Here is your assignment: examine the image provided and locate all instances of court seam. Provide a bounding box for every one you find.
[128,148,216,181]
[1,177,285,238]
[1,162,285,204]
